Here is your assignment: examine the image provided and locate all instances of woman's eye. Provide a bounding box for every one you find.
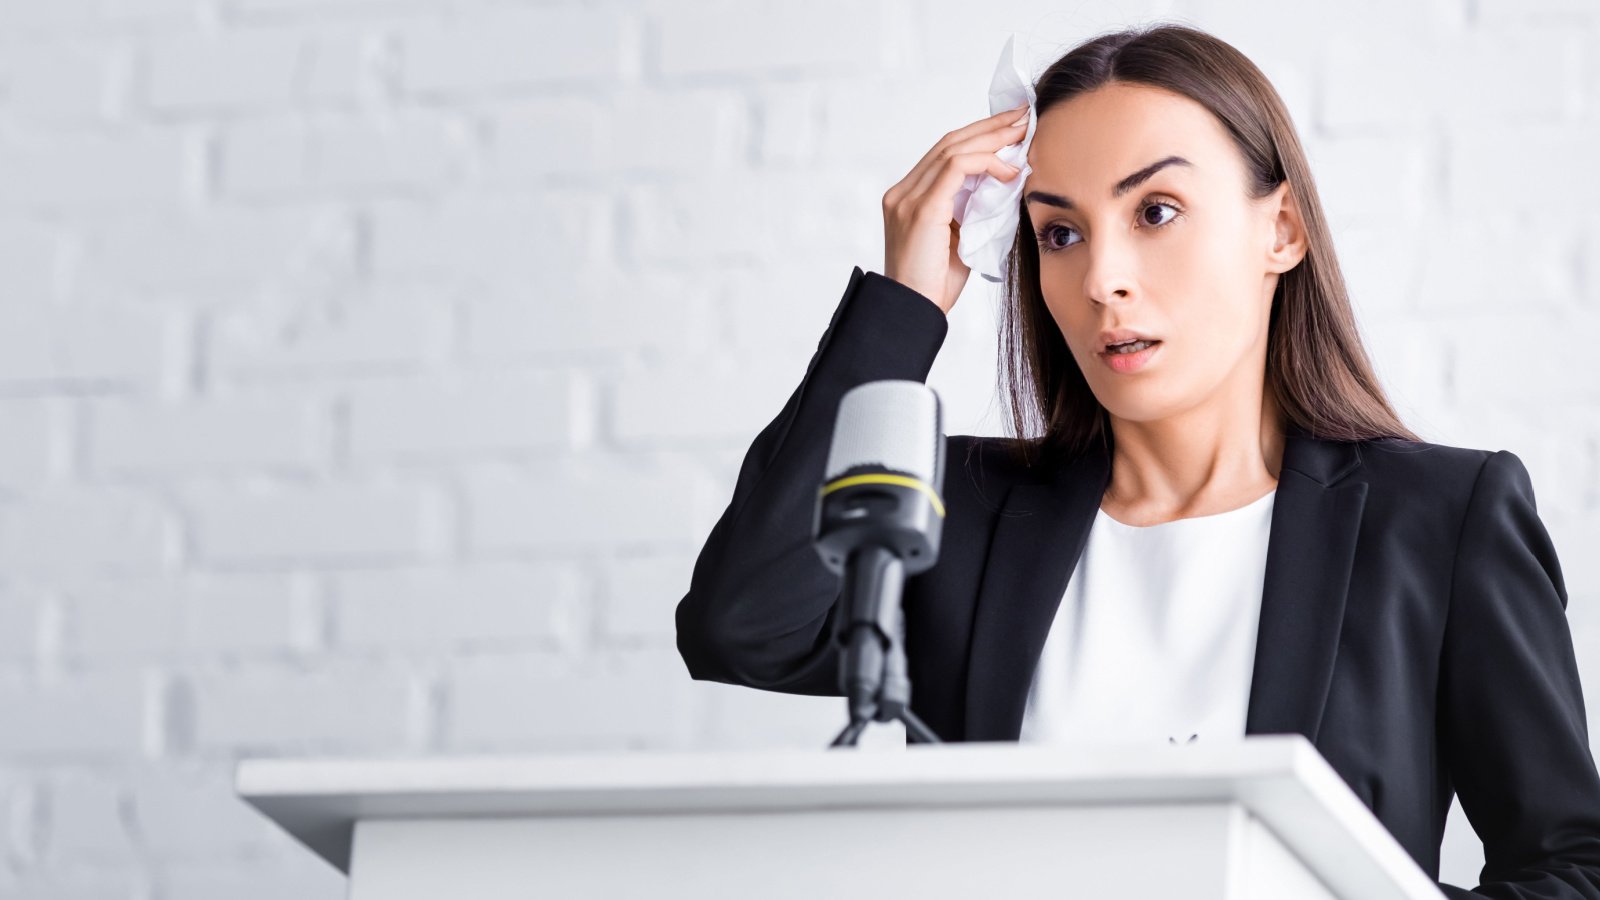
[1140,200,1180,228]
[1035,199,1183,254]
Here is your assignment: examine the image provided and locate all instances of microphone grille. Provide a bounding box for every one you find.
[825,380,941,483]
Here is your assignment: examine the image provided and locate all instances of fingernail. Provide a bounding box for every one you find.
[1010,113,1029,127]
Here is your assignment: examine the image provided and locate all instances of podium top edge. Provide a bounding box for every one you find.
[235,733,1322,800]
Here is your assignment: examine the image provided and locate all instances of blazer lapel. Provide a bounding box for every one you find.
[962,438,1109,742]
[1243,430,1367,744]
[961,426,1368,745]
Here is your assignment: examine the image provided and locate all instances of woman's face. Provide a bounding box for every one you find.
[1023,81,1300,424]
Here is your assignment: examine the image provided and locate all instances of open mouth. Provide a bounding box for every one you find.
[1104,339,1161,355]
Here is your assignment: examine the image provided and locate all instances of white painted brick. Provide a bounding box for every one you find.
[62,573,303,662]
[156,861,347,900]
[699,677,874,750]
[1330,223,1425,318]
[80,209,357,298]
[605,553,692,640]
[1354,317,1450,427]
[301,26,382,105]
[0,130,187,213]
[1301,134,1430,227]
[1478,0,1600,16]
[0,672,149,758]
[331,562,581,651]
[41,773,136,863]
[813,72,969,169]
[143,29,301,113]
[0,219,61,302]
[1260,57,1316,137]
[313,114,465,192]
[214,120,299,196]
[1165,2,1462,76]
[0,1,1588,892]
[474,99,609,184]
[1447,120,1600,214]
[209,284,451,377]
[0,772,23,871]
[721,262,876,360]
[102,0,203,25]
[62,578,183,662]
[0,399,66,488]
[459,265,707,362]
[226,0,417,13]
[0,586,47,663]
[477,90,739,186]
[221,114,467,198]
[1452,313,1600,405]
[87,394,326,474]
[1323,27,1582,131]
[0,872,141,900]
[445,650,691,749]
[369,194,606,281]
[0,303,175,387]
[399,8,625,96]
[188,661,416,751]
[0,1,96,36]
[613,356,797,443]
[462,455,705,551]
[625,170,879,265]
[1414,215,1585,314]
[181,481,438,565]
[1440,27,1586,123]
[189,573,310,656]
[655,0,888,77]
[0,487,174,575]
[755,81,822,166]
[347,371,578,461]
[1319,31,1443,132]
[0,43,119,126]
[129,764,285,857]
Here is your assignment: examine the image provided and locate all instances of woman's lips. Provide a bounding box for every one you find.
[1099,340,1162,374]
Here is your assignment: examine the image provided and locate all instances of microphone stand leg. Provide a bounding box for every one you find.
[829,709,943,748]
[829,719,870,747]
[898,708,942,744]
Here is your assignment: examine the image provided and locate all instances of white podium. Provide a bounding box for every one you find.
[236,734,1446,900]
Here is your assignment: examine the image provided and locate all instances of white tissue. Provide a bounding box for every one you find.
[952,32,1036,284]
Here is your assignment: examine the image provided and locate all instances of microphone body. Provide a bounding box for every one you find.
[813,381,946,732]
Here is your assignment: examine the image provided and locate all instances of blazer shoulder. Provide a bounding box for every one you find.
[940,434,1042,512]
[1357,434,1499,490]
[946,434,1039,481]
[1356,437,1546,536]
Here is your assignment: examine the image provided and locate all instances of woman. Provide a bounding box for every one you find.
[674,22,1600,898]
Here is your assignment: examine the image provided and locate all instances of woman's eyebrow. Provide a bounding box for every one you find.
[1024,155,1194,210]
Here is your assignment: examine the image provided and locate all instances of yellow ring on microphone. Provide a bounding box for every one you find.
[820,473,946,518]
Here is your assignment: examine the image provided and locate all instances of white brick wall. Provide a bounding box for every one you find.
[0,0,1595,895]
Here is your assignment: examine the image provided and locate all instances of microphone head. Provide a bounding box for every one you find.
[825,380,942,483]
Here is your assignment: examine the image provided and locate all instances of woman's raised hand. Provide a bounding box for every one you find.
[881,103,1030,315]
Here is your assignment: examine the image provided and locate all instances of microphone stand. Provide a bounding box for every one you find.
[827,543,944,747]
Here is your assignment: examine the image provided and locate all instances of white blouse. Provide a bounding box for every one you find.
[1019,489,1276,747]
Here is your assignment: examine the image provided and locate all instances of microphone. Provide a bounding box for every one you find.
[813,380,947,746]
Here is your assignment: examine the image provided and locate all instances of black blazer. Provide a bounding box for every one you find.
[675,265,1600,898]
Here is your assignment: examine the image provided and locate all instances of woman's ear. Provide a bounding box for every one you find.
[1264,181,1309,275]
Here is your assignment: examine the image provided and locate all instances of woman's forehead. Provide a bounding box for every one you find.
[1026,91,1236,197]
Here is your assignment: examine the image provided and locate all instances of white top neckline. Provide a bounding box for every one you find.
[1096,488,1277,531]
[1020,485,1277,747]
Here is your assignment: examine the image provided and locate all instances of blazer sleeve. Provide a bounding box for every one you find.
[1437,449,1600,899]
[674,265,950,696]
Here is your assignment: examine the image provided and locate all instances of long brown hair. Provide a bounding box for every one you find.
[996,22,1423,470]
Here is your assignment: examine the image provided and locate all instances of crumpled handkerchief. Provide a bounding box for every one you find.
[952,32,1036,284]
